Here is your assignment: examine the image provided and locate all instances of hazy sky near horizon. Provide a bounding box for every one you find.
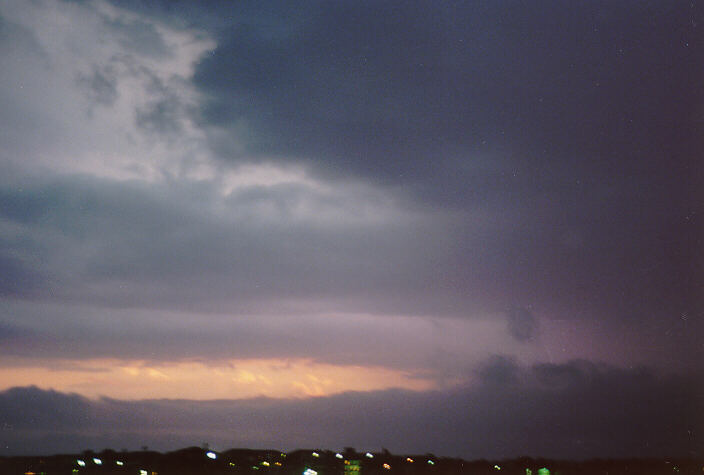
[0,0,701,458]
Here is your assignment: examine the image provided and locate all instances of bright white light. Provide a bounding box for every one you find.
[365,453,374,458]
[262,461,270,466]
[303,469,318,475]
[312,452,320,458]
[206,451,217,459]
[494,465,501,470]
[116,460,124,466]
[93,458,102,465]
[140,470,148,475]
[76,460,86,467]
[335,453,343,459]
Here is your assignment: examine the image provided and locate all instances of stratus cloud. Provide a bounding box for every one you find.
[0,361,699,459]
[0,172,467,314]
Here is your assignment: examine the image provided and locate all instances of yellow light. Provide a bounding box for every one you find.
[262,461,270,466]
[406,458,414,463]
[383,463,391,469]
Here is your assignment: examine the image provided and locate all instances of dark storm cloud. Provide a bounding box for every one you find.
[1,361,701,459]
[185,0,703,329]
[192,0,702,187]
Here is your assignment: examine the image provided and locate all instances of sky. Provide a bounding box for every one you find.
[0,0,702,459]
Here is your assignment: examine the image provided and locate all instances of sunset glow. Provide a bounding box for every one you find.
[0,358,434,399]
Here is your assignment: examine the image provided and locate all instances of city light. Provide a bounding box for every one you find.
[93,458,102,465]
[303,469,318,475]
[406,458,414,463]
[494,464,501,470]
[383,463,391,469]
[428,460,435,465]
[312,452,320,458]
[365,452,374,458]
[116,460,124,466]
[139,470,148,475]
[206,451,217,459]
[262,461,270,466]
[76,460,86,467]
[335,453,343,459]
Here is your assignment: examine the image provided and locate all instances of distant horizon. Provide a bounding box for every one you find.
[1,373,699,459]
[4,443,704,461]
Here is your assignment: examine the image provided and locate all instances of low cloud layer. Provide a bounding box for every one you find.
[0,360,700,459]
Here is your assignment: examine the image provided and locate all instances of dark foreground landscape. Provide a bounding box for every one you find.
[2,447,702,475]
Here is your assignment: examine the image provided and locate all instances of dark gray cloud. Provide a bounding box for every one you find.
[187,0,702,333]
[1,361,700,459]
[192,0,702,187]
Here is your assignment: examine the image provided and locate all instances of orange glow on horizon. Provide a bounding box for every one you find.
[0,358,434,400]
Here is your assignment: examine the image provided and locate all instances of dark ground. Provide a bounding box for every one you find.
[2,446,702,475]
